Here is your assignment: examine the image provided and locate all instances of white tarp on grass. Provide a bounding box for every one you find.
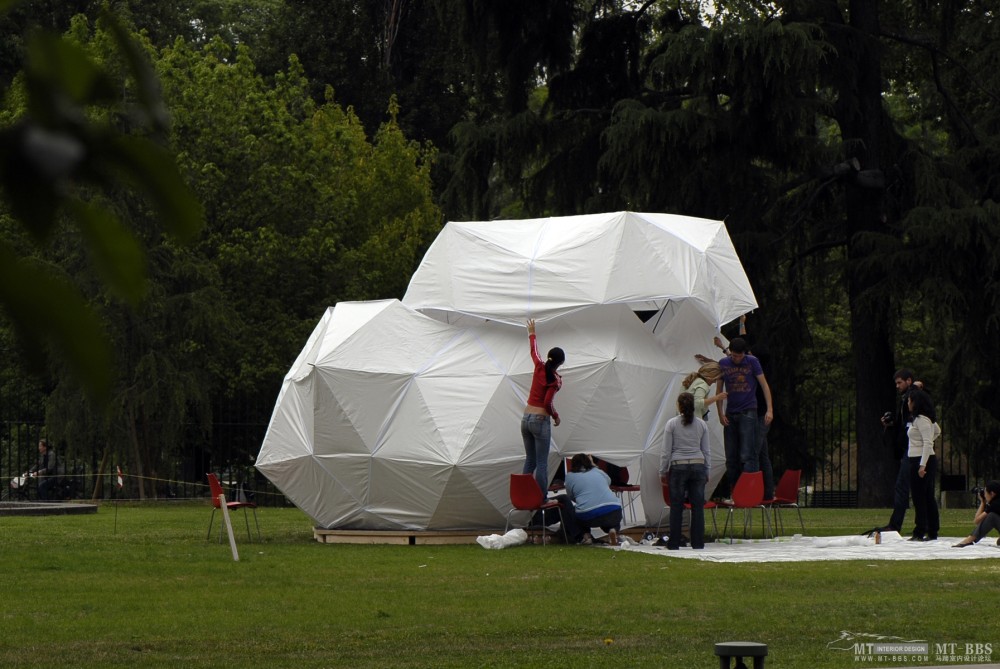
[609,532,1000,562]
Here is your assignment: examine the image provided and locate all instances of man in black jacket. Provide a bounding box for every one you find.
[869,369,930,534]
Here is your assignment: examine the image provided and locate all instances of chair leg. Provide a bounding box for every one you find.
[555,507,568,545]
[792,504,805,532]
[709,507,718,539]
[243,507,252,542]
[771,505,783,536]
[505,509,539,543]
[252,508,262,541]
[759,506,772,538]
[207,508,216,541]
[655,506,668,538]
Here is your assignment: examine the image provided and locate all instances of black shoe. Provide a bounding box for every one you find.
[926,535,938,541]
[907,535,926,541]
[862,525,897,537]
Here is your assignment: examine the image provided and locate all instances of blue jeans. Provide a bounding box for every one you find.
[888,452,910,531]
[724,410,759,493]
[554,494,622,542]
[668,465,708,549]
[521,413,552,498]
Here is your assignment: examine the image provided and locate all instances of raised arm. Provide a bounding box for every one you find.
[526,319,542,365]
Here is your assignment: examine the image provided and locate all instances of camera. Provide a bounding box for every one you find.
[972,486,986,500]
[881,411,893,425]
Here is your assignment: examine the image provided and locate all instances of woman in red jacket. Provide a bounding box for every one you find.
[521,319,565,498]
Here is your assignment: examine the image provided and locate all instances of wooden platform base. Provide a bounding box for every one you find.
[313,527,650,545]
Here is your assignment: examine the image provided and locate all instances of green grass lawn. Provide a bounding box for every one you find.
[1,504,998,668]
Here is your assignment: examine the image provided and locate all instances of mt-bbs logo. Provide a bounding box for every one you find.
[935,643,993,655]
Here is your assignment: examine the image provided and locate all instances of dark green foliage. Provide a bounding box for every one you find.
[437,0,1000,496]
[0,9,441,495]
[2,0,999,498]
[0,11,204,405]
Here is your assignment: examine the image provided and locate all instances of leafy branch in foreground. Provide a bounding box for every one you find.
[0,9,203,404]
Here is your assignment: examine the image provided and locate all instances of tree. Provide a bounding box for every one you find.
[2,9,442,494]
[157,37,441,394]
[876,0,1000,476]
[438,0,1000,499]
[0,9,203,405]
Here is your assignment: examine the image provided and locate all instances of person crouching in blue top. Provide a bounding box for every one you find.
[660,392,712,550]
[562,454,623,545]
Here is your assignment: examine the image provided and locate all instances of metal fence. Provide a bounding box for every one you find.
[0,390,287,506]
[784,401,984,508]
[2,392,992,509]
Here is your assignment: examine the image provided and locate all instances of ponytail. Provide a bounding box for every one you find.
[678,392,695,426]
[545,347,565,383]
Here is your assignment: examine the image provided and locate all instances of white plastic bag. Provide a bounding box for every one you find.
[476,528,528,549]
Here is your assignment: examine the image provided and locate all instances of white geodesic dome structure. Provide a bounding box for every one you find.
[257,211,757,529]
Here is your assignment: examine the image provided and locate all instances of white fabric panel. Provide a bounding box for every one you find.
[258,212,758,530]
[403,211,757,328]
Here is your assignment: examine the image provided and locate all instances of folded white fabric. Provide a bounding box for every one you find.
[476,528,528,549]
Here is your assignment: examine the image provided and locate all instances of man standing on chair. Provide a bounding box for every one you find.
[716,337,773,496]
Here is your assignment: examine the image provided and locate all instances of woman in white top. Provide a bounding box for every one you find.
[906,388,940,541]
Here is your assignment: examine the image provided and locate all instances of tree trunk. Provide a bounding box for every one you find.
[838,0,898,506]
[127,400,147,500]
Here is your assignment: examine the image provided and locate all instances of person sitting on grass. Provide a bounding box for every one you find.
[562,454,622,546]
[953,481,1000,548]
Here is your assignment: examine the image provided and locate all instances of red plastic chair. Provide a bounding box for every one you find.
[718,471,771,544]
[763,469,805,534]
[654,479,718,539]
[608,466,641,525]
[505,474,568,545]
[206,472,261,543]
